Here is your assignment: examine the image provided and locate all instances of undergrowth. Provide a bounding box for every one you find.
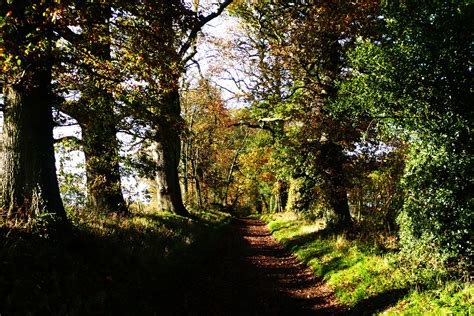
[262,212,473,315]
[0,208,231,315]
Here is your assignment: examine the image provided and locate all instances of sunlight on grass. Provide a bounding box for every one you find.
[300,221,325,234]
[263,212,472,315]
[382,282,474,315]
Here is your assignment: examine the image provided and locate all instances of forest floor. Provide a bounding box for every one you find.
[1,212,342,315]
[181,218,343,315]
[1,211,470,314]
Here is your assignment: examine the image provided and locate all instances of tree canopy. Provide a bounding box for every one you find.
[0,0,471,295]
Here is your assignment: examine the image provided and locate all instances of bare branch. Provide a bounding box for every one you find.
[179,0,234,58]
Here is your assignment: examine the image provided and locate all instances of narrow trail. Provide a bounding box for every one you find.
[182,219,342,315]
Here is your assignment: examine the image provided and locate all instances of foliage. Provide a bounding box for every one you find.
[181,79,246,209]
[334,0,473,266]
[397,142,472,273]
[382,282,473,315]
[233,129,276,212]
[226,1,383,228]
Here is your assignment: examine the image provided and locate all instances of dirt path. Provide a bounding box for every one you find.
[182,219,342,315]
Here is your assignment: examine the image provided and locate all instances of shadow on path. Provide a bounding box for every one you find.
[1,217,407,315]
[182,219,343,315]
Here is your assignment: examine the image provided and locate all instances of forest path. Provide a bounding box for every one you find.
[182,218,342,315]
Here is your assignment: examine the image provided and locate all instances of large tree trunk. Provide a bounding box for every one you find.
[328,181,352,229]
[0,1,67,229]
[1,70,68,227]
[61,102,128,215]
[59,3,128,215]
[80,109,128,214]
[321,142,352,230]
[152,88,189,217]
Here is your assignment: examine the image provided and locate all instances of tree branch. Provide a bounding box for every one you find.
[179,0,234,59]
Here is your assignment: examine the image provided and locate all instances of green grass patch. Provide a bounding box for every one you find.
[0,208,231,315]
[383,282,473,315]
[262,212,472,315]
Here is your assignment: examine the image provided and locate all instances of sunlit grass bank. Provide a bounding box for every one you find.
[263,212,473,315]
[0,208,231,315]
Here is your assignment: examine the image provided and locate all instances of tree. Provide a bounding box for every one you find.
[336,0,472,264]
[56,2,128,214]
[52,1,234,216]
[0,1,68,228]
[114,0,234,216]
[181,79,233,208]
[230,1,380,229]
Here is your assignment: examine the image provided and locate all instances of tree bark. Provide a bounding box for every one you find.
[321,142,352,230]
[274,180,288,213]
[80,108,128,214]
[328,184,352,229]
[60,99,128,215]
[0,1,67,229]
[181,140,189,201]
[59,3,128,215]
[1,71,68,227]
[152,88,189,217]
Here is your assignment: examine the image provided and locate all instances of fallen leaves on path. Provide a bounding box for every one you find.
[182,218,342,315]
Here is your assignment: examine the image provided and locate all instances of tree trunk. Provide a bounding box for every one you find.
[81,111,128,214]
[321,142,352,230]
[59,3,128,215]
[181,140,189,201]
[1,1,67,229]
[329,184,352,229]
[273,180,288,213]
[194,173,203,209]
[152,88,189,217]
[1,71,68,227]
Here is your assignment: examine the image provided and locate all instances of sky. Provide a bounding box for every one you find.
[187,8,247,108]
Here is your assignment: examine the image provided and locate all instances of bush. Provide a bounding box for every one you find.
[397,141,472,275]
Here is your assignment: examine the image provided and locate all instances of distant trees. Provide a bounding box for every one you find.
[181,79,250,209]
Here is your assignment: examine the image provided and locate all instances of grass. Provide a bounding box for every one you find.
[383,282,474,315]
[262,212,473,315]
[0,208,231,315]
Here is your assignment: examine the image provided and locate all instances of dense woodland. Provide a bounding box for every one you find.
[0,0,472,314]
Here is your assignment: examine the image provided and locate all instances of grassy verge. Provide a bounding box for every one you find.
[262,212,473,315]
[0,208,231,315]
